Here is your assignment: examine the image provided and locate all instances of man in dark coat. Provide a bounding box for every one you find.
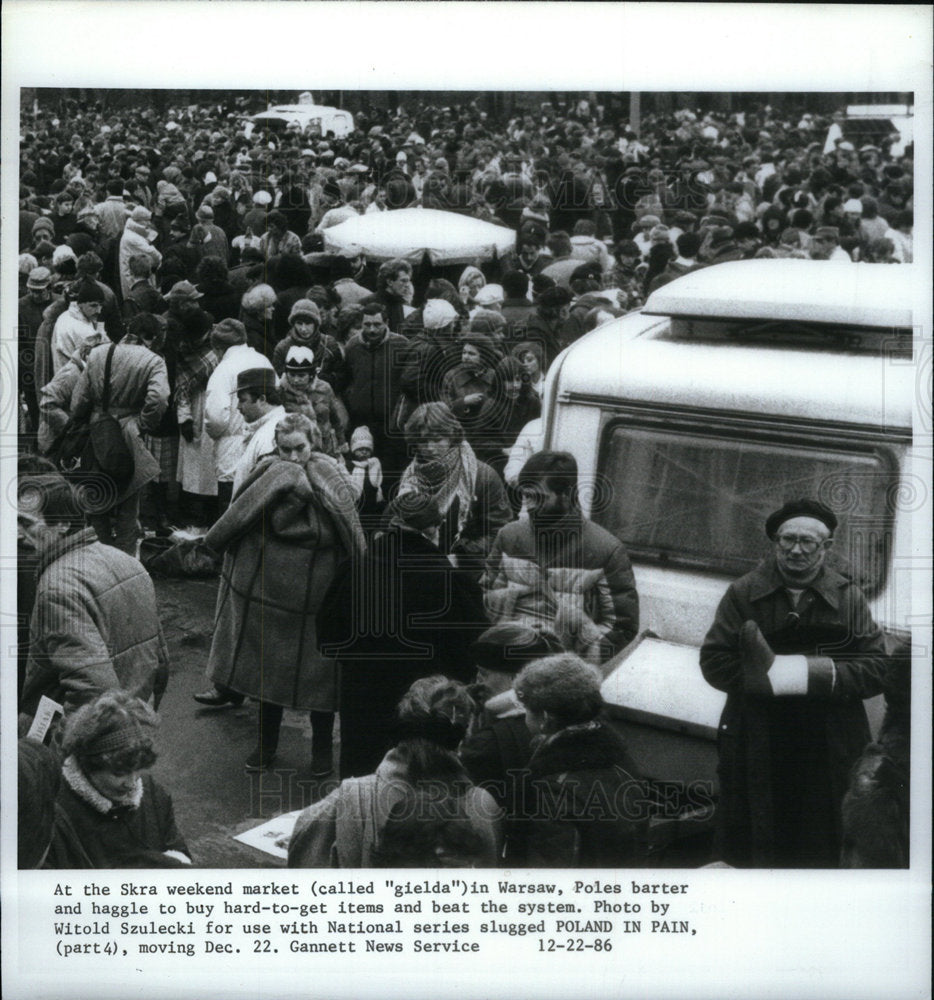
[18,267,61,433]
[319,492,488,780]
[524,286,572,369]
[700,498,891,868]
[342,302,408,481]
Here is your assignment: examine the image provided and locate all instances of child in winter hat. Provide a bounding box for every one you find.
[278,345,348,460]
[346,425,384,524]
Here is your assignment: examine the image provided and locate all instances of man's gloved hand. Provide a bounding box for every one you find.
[178,419,195,443]
[740,620,808,696]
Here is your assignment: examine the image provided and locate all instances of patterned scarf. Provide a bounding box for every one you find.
[397,440,478,536]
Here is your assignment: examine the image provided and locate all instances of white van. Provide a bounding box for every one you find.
[543,260,917,770]
[824,103,914,158]
[243,104,355,141]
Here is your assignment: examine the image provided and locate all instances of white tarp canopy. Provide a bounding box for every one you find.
[322,208,516,265]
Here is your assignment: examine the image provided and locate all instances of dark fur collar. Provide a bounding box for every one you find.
[529,721,633,778]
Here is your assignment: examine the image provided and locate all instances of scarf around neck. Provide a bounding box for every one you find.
[398,440,478,536]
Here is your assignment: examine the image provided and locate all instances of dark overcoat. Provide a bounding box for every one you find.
[700,556,890,866]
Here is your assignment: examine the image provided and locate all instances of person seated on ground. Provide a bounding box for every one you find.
[371,790,493,869]
[287,676,502,868]
[459,624,565,823]
[45,689,192,869]
[511,653,650,868]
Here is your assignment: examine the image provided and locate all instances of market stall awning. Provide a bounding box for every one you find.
[322,208,515,265]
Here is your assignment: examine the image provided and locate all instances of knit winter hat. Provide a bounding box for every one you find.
[210,318,247,348]
[289,298,321,325]
[350,426,375,452]
[285,345,316,371]
[74,279,105,304]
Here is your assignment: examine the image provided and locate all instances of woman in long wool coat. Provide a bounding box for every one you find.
[204,412,365,774]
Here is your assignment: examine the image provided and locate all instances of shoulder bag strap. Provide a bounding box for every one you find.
[101,342,117,414]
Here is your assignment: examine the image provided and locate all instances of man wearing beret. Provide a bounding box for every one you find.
[700,499,890,867]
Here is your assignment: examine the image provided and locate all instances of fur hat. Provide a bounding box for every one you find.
[252,189,273,206]
[130,206,152,224]
[765,498,838,539]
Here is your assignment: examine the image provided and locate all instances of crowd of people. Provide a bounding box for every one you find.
[16,93,912,872]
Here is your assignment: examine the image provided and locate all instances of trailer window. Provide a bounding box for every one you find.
[595,423,897,594]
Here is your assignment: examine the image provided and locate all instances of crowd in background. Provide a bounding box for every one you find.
[16,93,913,871]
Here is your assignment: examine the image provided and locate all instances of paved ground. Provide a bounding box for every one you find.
[148,570,719,870]
[148,575,340,869]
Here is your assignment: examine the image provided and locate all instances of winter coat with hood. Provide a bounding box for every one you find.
[47,761,189,869]
[21,528,170,716]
